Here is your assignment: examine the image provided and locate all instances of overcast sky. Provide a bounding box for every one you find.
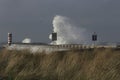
[0,0,120,43]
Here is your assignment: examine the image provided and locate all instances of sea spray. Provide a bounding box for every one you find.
[50,15,88,44]
[22,38,32,43]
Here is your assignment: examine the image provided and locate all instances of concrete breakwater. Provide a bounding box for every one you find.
[5,43,117,53]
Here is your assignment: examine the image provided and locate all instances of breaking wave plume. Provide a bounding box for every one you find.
[22,38,32,43]
[50,15,88,45]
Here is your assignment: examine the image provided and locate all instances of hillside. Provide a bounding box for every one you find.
[0,48,120,80]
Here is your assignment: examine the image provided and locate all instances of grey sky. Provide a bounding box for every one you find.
[0,0,120,43]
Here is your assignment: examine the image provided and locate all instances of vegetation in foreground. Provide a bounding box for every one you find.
[0,48,120,80]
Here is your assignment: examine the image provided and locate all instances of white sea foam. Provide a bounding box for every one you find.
[50,15,88,44]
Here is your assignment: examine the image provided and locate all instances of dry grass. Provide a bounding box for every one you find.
[0,48,120,80]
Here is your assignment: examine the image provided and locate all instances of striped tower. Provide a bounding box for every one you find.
[8,33,12,46]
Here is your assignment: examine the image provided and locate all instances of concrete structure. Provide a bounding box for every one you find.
[6,43,84,53]
[5,43,118,53]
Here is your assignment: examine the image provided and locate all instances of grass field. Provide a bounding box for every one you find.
[0,48,120,80]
